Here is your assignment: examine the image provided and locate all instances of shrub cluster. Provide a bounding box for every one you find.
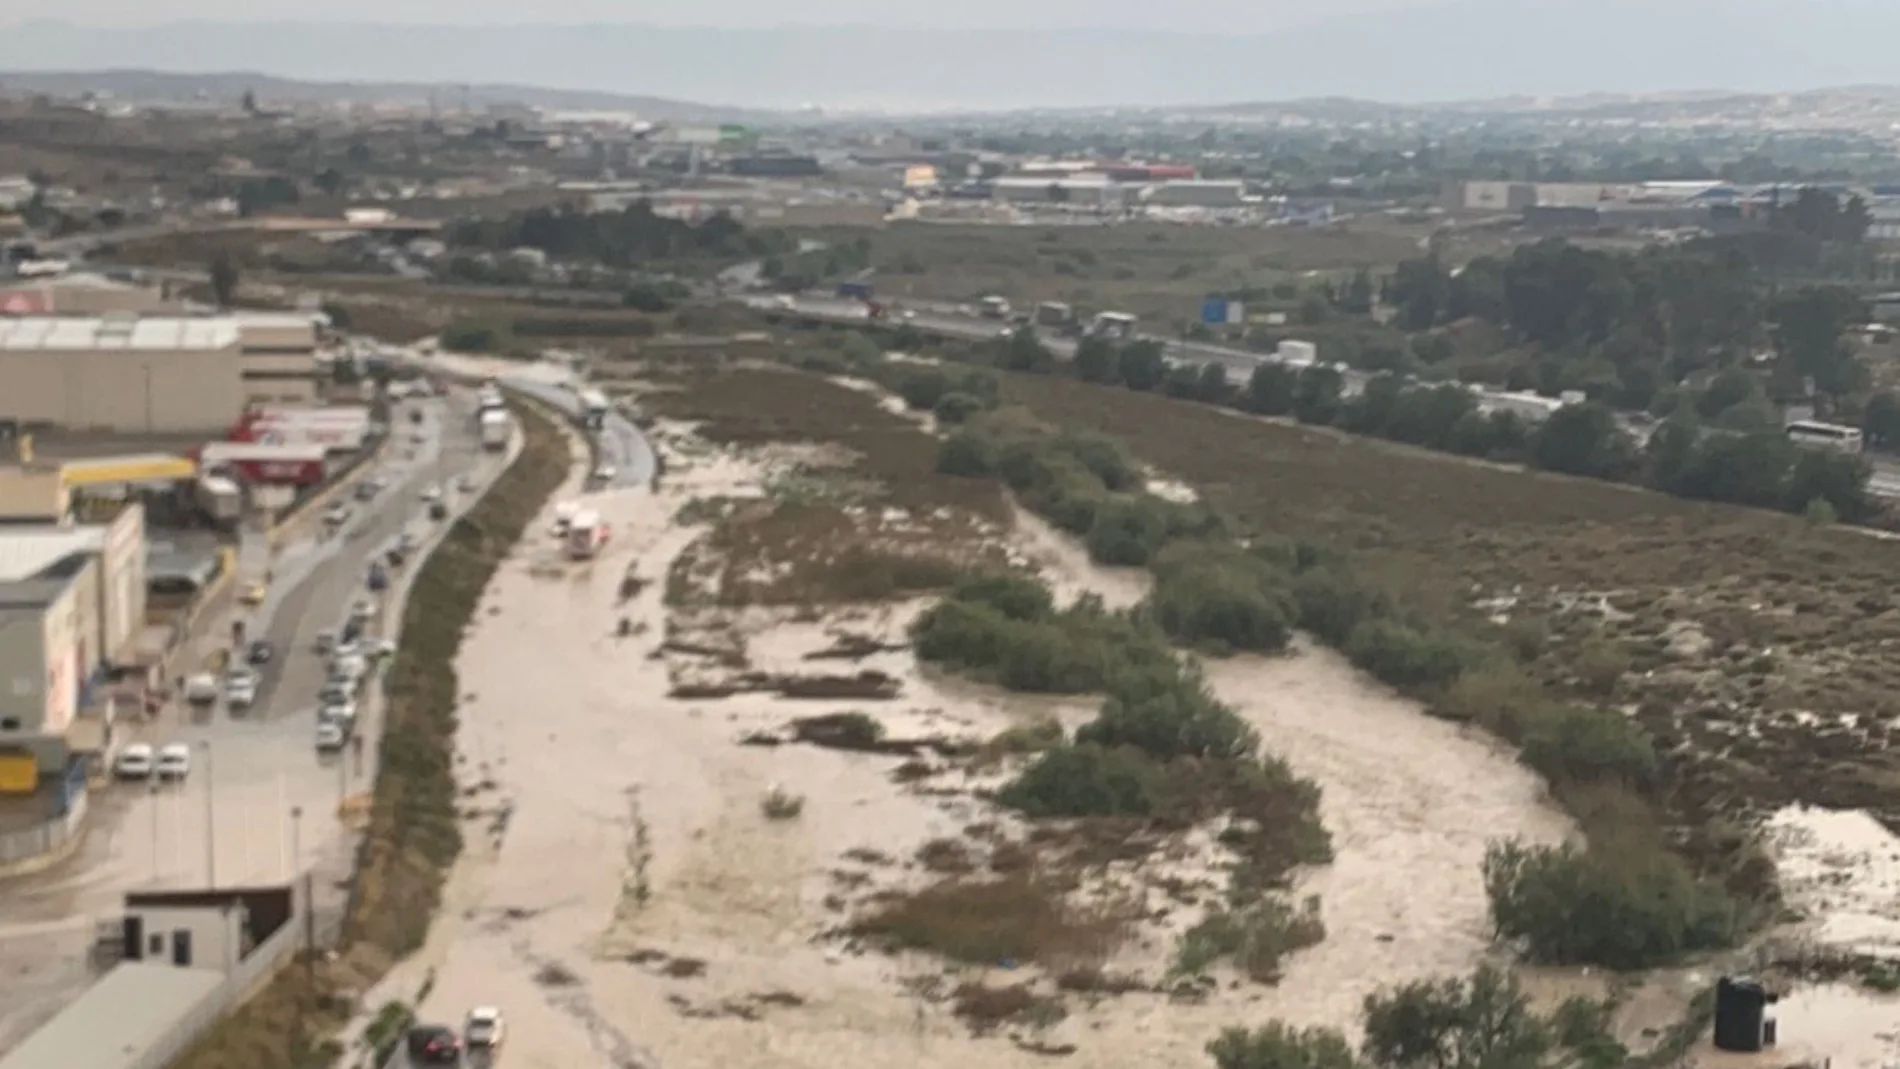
[910,574,1175,693]
[932,404,1741,970]
[939,410,1226,568]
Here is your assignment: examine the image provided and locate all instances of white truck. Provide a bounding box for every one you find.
[479,409,511,451]
[564,509,609,560]
[578,387,610,431]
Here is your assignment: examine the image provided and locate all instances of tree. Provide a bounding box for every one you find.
[1770,286,1863,397]
[1209,1023,1361,1069]
[1074,336,1120,384]
[1118,341,1168,392]
[1863,390,1900,450]
[312,167,347,197]
[1246,364,1297,416]
[1527,404,1634,480]
[1341,269,1376,315]
[1000,327,1054,372]
[1291,365,1345,425]
[1387,255,1450,330]
[209,252,240,308]
[1362,964,1550,1069]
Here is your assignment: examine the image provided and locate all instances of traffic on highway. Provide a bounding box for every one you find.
[0,382,511,1052]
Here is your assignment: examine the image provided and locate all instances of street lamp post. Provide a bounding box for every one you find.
[148,781,161,884]
[201,740,216,889]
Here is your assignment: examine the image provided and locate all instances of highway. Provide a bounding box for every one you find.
[420,349,657,489]
[0,387,508,1054]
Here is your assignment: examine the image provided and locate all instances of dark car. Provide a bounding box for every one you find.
[405,1025,461,1065]
[245,640,273,666]
[428,501,449,521]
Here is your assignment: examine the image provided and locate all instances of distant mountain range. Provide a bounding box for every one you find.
[0,69,778,124]
[4,0,1900,112]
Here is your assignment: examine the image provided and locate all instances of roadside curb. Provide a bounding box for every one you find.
[266,431,395,553]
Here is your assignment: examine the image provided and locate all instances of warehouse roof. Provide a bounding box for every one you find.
[0,316,241,351]
[0,963,225,1069]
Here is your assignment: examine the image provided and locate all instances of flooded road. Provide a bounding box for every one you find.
[351,412,1589,1069]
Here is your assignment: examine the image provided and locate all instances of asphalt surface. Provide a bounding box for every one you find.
[480,373,655,489]
[0,387,505,1055]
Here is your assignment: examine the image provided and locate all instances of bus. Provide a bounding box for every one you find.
[1785,420,1865,454]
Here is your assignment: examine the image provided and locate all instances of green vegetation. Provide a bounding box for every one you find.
[923,404,1741,970]
[1174,896,1327,984]
[447,199,787,268]
[954,308,1877,526]
[1207,964,1625,1069]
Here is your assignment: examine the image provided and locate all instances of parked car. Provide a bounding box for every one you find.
[224,668,260,711]
[155,743,192,782]
[238,581,268,606]
[183,673,219,705]
[114,743,155,781]
[330,654,368,688]
[351,599,377,622]
[318,679,355,706]
[314,630,337,656]
[465,1007,506,1049]
[428,500,448,521]
[421,484,443,504]
[323,502,351,527]
[245,639,273,666]
[456,474,476,493]
[320,696,358,726]
[353,479,378,502]
[316,720,346,753]
[405,1025,461,1066]
[592,465,618,484]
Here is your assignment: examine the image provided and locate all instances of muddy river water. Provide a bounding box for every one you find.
[332,410,1608,1069]
[336,393,1900,1069]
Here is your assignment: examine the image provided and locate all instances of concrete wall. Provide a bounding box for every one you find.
[0,346,245,434]
[100,504,147,666]
[126,903,244,973]
[39,569,86,737]
[47,283,175,316]
[0,466,66,522]
[0,567,87,745]
[0,603,48,738]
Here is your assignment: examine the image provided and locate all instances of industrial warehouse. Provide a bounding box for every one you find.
[0,312,324,436]
[0,505,148,780]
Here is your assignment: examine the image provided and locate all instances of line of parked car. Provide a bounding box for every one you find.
[313,598,393,753]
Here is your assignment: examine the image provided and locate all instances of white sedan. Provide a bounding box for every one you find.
[114,744,155,781]
[155,743,192,782]
[465,1007,506,1049]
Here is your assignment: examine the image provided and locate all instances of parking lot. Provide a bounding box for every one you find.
[0,385,509,1053]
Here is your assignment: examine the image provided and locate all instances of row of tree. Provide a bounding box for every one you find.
[447,201,785,268]
[1005,328,1876,525]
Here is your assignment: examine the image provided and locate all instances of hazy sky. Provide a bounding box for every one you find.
[17,0,1430,31]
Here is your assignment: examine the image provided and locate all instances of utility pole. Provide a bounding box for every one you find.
[201,741,216,889]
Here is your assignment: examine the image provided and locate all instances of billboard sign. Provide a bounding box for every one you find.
[1202,297,1246,325]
